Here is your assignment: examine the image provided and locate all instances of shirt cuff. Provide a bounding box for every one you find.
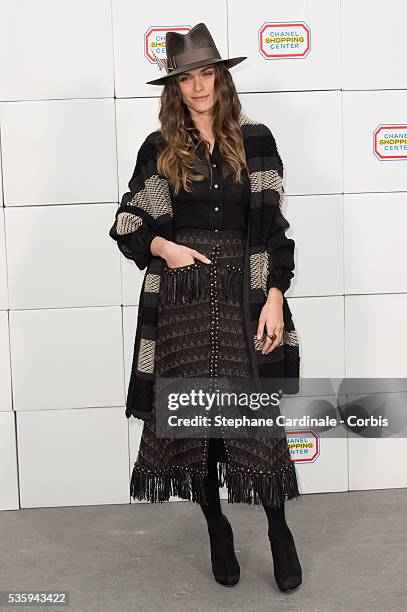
[117,225,157,270]
[266,268,294,295]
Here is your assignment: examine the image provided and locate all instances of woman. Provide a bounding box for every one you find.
[109,23,302,591]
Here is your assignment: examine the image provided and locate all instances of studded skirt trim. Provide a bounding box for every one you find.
[130,227,300,508]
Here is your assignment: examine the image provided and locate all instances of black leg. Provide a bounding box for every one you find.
[199,438,240,586]
[199,438,226,531]
[261,498,302,592]
[262,498,290,535]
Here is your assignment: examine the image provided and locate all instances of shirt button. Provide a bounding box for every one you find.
[214,184,218,189]
[212,163,216,168]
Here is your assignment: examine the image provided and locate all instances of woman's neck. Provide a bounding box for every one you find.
[190,111,215,149]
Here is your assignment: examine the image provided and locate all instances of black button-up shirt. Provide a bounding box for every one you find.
[170,140,251,232]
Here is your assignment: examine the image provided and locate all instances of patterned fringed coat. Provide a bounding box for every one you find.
[109,112,300,422]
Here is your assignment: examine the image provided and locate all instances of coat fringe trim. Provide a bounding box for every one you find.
[162,262,244,305]
[130,460,299,509]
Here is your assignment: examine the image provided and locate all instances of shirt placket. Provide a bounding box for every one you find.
[208,144,223,232]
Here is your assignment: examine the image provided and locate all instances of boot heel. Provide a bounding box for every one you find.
[268,529,302,592]
[208,515,240,586]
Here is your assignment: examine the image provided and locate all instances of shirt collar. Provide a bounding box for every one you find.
[196,139,219,160]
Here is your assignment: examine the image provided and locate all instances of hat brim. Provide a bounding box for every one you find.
[145,56,247,85]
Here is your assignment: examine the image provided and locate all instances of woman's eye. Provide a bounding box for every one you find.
[179,72,213,82]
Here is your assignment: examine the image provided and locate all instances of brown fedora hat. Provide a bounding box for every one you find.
[146,22,247,85]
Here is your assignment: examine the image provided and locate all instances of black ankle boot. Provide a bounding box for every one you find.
[207,514,240,586]
[268,528,302,592]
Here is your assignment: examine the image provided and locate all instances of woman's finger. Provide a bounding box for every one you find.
[262,329,276,354]
[189,248,211,264]
[256,313,267,341]
[263,323,285,354]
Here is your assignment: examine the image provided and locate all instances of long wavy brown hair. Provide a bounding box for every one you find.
[156,62,248,195]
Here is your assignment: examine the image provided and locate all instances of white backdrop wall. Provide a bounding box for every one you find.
[0,0,406,511]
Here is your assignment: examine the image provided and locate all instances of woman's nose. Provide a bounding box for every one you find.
[193,79,205,91]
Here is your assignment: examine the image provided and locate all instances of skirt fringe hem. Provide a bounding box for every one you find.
[130,460,300,509]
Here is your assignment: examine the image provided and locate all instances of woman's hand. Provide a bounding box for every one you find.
[256,288,284,355]
[151,237,211,268]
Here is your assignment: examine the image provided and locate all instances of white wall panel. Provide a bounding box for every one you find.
[344,193,407,295]
[345,294,407,379]
[116,98,162,199]
[343,90,407,194]
[6,203,121,309]
[284,395,348,494]
[0,99,117,206]
[0,119,6,310]
[294,436,348,495]
[0,411,19,510]
[342,0,407,91]
[229,0,341,92]
[0,310,12,412]
[287,195,344,297]
[17,407,129,508]
[0,0,114,100]
[0,208,8,310]
[240,91,343,195]
[9,306,124,412]
[349,437,407,492]
[288,296,345,381]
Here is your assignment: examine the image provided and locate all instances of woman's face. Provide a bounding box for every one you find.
[176,64,217,116]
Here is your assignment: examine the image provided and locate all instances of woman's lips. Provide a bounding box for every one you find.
[193,95,209,100]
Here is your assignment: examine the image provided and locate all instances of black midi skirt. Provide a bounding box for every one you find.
[130,228,300,508]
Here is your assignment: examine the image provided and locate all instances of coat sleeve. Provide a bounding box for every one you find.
[109,136,159,271]
[263,126,295,295]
